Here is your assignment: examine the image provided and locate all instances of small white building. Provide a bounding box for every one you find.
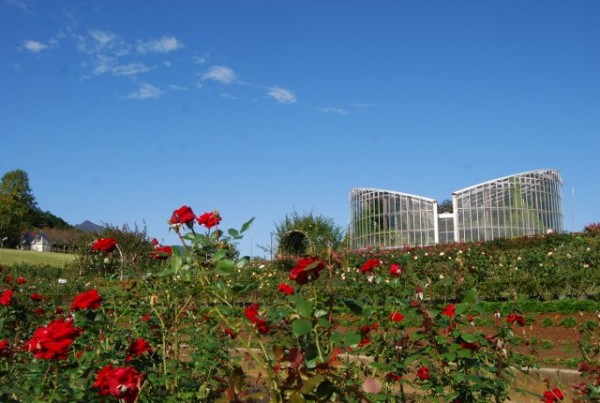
[31,234,52,252]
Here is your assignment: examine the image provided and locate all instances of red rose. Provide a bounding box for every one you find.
[542,387,564,402]
[289,257,325,285]
[360,258,381,273]
[196,211,221,229]
[441,304,455,318]
[17,277,26,284]
[151,238,159,247]
[386,372,402,382]
[224,328,237,339]
[244,303,269,334]
[0,290,14,306]
[278,283,295,295]
[93,365,144,403]
[0,339,9,356]
[151,245,172,260]
[170,205,196,226]
[389,263,402,276]
[460,340,479,351]
[390,311,404,323]
[24,318,82,360]
[507,313,525,326]
[70,289,102,311]
[416,366,430,380]
[126,338,152,361]
[92,238,117,253]
[30,293,44,301]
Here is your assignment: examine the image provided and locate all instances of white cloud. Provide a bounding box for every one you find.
[112,63,153,76]
[22,40,47,53]
[268,86,296,104]
[89,30,116,48]
[202,65,236,84]
[127,83,163,100]
[137,36,182,54]
[168,84,188,91]
[316,106,348,115]
[193,55,207,64]
[91,64,111,76]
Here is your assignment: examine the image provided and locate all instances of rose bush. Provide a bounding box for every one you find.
[0,208,597,401]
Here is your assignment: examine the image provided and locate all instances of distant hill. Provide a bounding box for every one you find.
[75,220,104,233]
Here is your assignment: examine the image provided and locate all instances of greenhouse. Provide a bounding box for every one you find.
[349,188,438,249]
[348,169,563,249]
[453,169,563,242]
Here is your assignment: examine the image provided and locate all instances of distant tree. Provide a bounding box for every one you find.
[274,210,344,256]
[0,169,37,248]
[438,199,453,214]
[31,209,72,229]
[40,227,89,253]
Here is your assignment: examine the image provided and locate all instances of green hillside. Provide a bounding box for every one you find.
[0,248,76,267]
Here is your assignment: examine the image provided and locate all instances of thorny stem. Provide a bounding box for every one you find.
[116,244,125,281]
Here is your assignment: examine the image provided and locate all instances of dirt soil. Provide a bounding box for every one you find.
[500,312,598,367]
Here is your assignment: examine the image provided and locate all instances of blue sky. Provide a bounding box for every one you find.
[1,0,599,257]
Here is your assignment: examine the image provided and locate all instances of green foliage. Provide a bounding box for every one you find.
[438,199,453,213]
[275,210,344,256]
[0,169,37,248]
[71,222,157,276]
[0,208,597,401]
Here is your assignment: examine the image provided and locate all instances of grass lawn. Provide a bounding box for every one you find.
[0,248,76,267]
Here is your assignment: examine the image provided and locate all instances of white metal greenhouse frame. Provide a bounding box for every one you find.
[348,169,563,249]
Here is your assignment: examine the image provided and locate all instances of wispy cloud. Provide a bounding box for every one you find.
[168,84,188,91]
[137,36,182,54]
[112,63,153,76]
[3,0,32,12]
[202,65,236,84]
[89,30,116,47]
[316,106,348,115]
[351,102,374,109]
[22,40,47,53]
[193,55,207,64]
[268,86,296,104]
[126,83,163,100]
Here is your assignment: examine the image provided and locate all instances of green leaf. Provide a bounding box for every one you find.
[460,332,479,343]
[228,228,239,238]
[455,303,468,316]
[343,298,363,314]
[403,354,419,367]
[463,287,478,304]
[300,375,324,394]
[317,317,331,328]
[235,257,249,269]
[295,299,313,318]
[211,249,228,262]
[215,259,235,274]
[292,318,313,337]
[343,331,362,347]
[240,217,255,234]
[287,393,305,403]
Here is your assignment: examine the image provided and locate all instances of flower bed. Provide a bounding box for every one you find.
[0,207,598,402]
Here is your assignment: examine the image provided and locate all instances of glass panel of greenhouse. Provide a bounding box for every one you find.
[452,169,563,242]
[349,188,437,249]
